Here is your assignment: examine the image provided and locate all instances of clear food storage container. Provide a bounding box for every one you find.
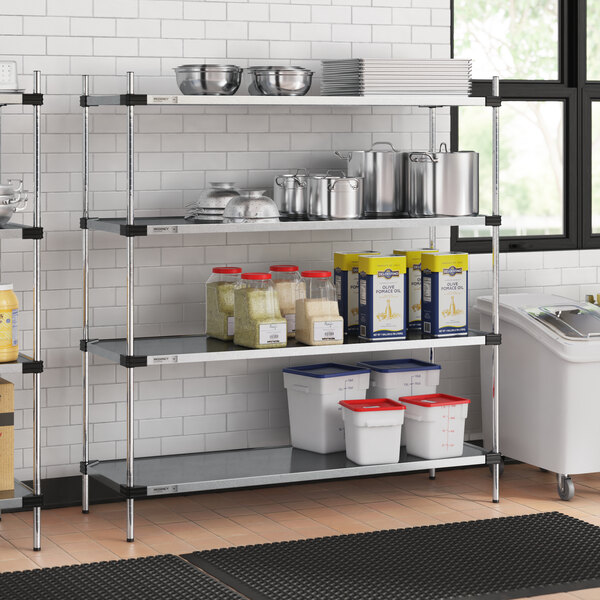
[270,265,304,338]
[295,270,343,346]
[234,273,287,349]
[205,267,242,341]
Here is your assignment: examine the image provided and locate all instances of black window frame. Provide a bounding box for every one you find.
[451,0,589,253]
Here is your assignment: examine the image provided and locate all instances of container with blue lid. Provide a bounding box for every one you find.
[283,362,371,454]
[357,358,441,400]
[283,363,370,378]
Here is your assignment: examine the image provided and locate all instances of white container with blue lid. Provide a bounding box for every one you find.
[357,358,441,399]
[283,363,371,454]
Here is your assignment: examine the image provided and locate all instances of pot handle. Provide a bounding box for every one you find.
[7,178,23,194]
[275,176,286,188]
[439,142,448,153]
[293,176,307,188]
[409,152,438,163]
[325,169,346,177]
[11,192,28,212]
[334,151,351,161]
[328,178,360,191]
[371,141,398,152]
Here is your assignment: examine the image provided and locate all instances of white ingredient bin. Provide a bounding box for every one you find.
[283,363,371,454]
[401,393,470,459]
[357,358,441,399]
[340,399,406,465]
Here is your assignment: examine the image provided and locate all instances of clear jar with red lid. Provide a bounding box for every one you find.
[295,270,343,346]
[269,265,304,338]
[234,273,287,349]
[205,267,242,341]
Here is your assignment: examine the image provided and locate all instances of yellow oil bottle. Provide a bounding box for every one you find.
[0,284,18,363]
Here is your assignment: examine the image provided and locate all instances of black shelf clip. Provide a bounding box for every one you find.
[80,339,100,352]
[22,360,44,374]
[484,215,502,227]
[485,333,502,346]
[22,93,43,106]
[22,493,44,508]
[80,460,100,475]
[119,484,148,499]
[486,452,503,465]
[485,96,502,107]
[22,227,44,240]
[120,354,148,369]
[122,94,147,106]
[119,223,147,237]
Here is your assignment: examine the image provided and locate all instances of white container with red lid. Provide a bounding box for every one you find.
[339,398,406,465]
[400,393,470,459]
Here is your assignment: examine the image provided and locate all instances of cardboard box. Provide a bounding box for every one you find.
[0,378,14,491]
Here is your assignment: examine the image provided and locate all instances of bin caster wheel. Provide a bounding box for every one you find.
[488,458,504,477]
[557,474,574,501]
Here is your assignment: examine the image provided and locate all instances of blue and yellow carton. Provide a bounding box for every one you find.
[421,252,468,337]
[334,251,379,336]
[358,254,407,341]
[393,248,438,331]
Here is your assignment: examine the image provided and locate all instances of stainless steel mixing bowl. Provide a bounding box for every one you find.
[251,68,313,96]
[223,190,280,223]
[174,64,243,96]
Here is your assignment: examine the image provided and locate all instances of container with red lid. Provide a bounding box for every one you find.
[339,398,406,465]
[296,270,343,346]
[270,265,303,338]
[234,272,287,349]
[205,266,242,341]
[400,393,471,460]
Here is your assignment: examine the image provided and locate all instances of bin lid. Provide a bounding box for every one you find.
[283,363,370,378]
[339,399,406,412]
[400,393,470,407]
[357,358,440,373]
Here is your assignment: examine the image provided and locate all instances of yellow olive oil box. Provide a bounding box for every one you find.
[0,378,14,491]
[358,254,407,341]
[334,251,379,336]
[421,252,468,337]
[393,248,438,331]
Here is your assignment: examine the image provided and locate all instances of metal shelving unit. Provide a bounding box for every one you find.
[0,72,44,551]
[80,73,502,542]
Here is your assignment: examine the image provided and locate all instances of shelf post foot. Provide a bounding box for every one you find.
[428,468,436,480]
[126,498,134,542]
[33,506,41,551]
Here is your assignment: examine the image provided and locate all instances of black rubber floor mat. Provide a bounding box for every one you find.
[182,512,600,600]
[0,553,244,600]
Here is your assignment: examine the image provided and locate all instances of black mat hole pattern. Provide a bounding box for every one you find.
[183,512,600,600]
[0,553,244,600]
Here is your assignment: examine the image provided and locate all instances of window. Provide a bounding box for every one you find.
[451,0,593,252]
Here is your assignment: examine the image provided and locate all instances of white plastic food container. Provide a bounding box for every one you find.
[401,393,470,459]
[357,358,441,399]
[282,363,370,454]
[340,399,406,465]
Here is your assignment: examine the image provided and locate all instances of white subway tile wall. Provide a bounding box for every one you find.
[1,0,594,480]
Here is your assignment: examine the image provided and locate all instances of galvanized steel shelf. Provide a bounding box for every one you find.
[0,73,44,550]
[80,71,503,543]
[85,332,495,368]
[0,481,43,511]
[82,215,490,237]
[87,444,488,497]
[82,93,490,108]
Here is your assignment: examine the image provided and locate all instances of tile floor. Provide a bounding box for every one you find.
[1,463,600,599]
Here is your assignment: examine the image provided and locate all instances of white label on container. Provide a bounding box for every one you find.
[313,320,343,342]
[438,268,467,330]
[407,265,422,323]
[149,355,178,365]
[348,270,360,328]
[227,316,235,336]
[372,271,404,334]
[259,322,287,345]
[11,309,17,347]
[359,279,367,305]
[285,313,296,334]
[422,277,432,303]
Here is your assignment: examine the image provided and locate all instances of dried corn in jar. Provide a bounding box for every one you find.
[295,270,343,346]
[205,267,242,341]
[234,273,287,349]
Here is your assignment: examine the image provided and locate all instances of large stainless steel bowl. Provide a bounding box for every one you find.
[223,190,280,223]
[174,64,243,96]
[251,68,313,96]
